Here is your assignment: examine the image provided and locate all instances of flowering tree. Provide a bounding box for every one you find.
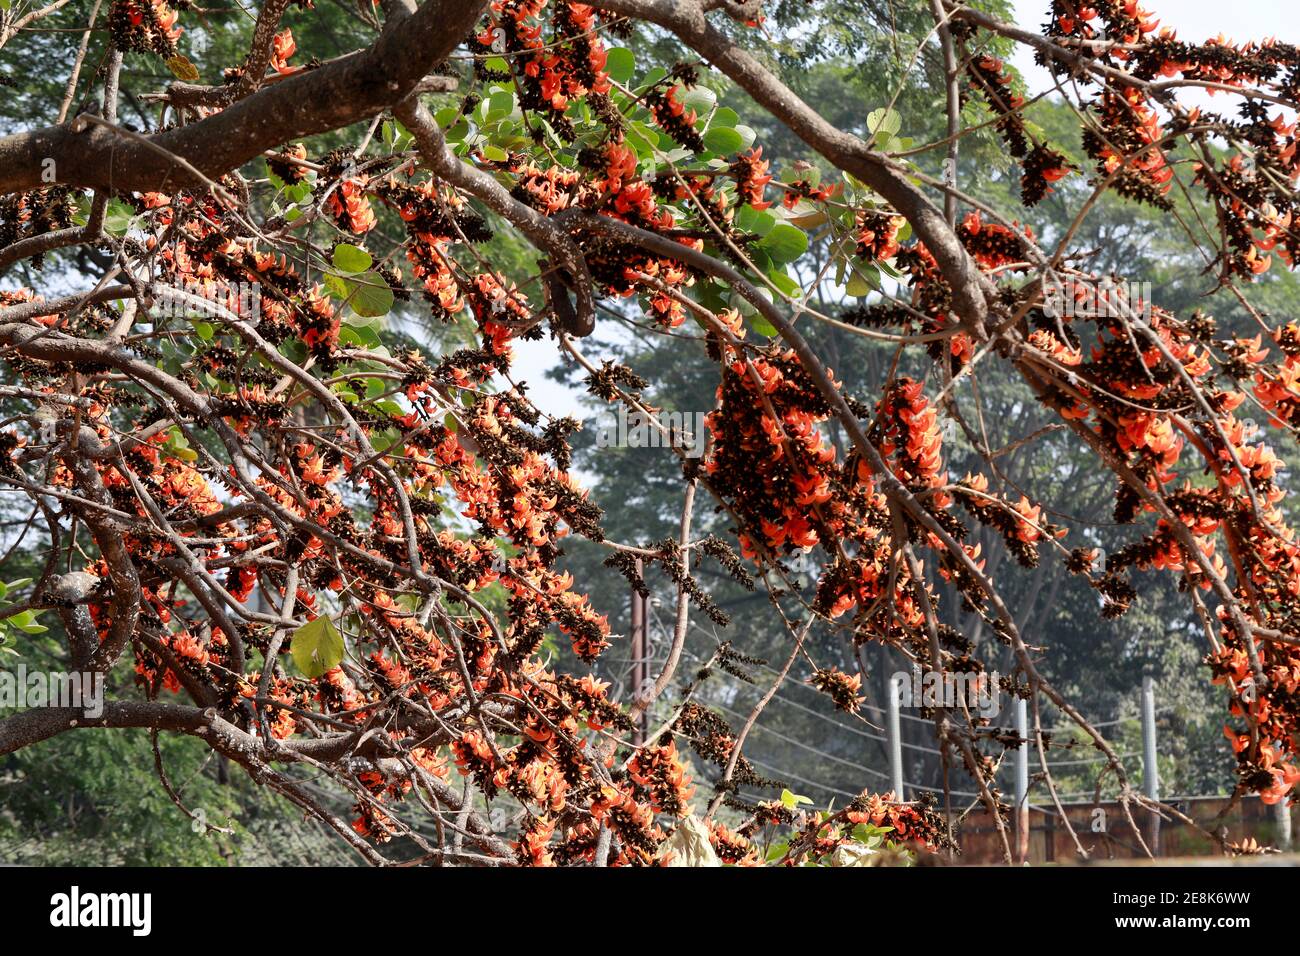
[0,0,1298,865]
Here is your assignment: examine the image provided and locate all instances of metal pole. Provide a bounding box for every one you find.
[629,557,648,745]
[887,674,905,800]
[1015,696,1029,863]
[1140,676,1160,855]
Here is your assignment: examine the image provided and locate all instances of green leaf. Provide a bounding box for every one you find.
[71,194,91,227]
[757,222,808,265]
[748,313,779,338]
[766,268,801,297]
[605,47,635,85]
[867,106,902,138]
[680,86,716,117]
[326,272,394,319]
[391,122,413,153]
[626,122,660,158]
[445,119,470,144]
[710,107,739,128]
[0,578,25,606]
[877,257,904,280]
[485,90,516,123]
[10,610,47,634]
[845,267,876,298]
[847,264,878,297]
[104,199,137,236]
[735,204,776,237]
[290,616,345,678]
[279,338,308,364]
[332,243,373,275]
[347,272,395,318]
[322,272,351,300]
[702,126,744,155]
[370,427,402,453]
[780,788,813,810]
[338,323,382,350]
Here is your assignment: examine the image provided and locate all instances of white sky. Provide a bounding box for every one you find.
[512,1,1298,425]
[1011,0,1291,91]
[507,328,592,422]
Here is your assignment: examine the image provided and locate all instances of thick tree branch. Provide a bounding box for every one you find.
[0,0,488,196]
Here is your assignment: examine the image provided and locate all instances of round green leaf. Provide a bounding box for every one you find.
[680,86,716,117]
[485,90,516,123]
[605,47,635,85]
[335,271,394,319]
[332,243,372,275]
[291,616,344,678]
[757,223,809,265]
[702,126,744,155]
[736,204,776,237]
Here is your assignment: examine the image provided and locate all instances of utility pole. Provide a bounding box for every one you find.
[1015,696,1030,864]
[629,557,649,745]
[887,673,905,800]
[1140,676,1160,856]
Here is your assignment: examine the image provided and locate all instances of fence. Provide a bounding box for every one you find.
[959,795,1295,863]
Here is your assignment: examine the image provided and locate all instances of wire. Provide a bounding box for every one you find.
[710,701,894,779]
[1036,751,1140,768]
[760,687,946,754]
[903,779,984,799]
[684,647,945,751]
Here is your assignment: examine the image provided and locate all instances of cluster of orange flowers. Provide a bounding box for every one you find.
[474,1,611,131]
[108,0,182,59]
[327,177,378,235]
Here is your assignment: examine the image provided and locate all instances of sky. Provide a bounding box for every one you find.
[512,1,1298,426]
[1010,0,1291,90]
